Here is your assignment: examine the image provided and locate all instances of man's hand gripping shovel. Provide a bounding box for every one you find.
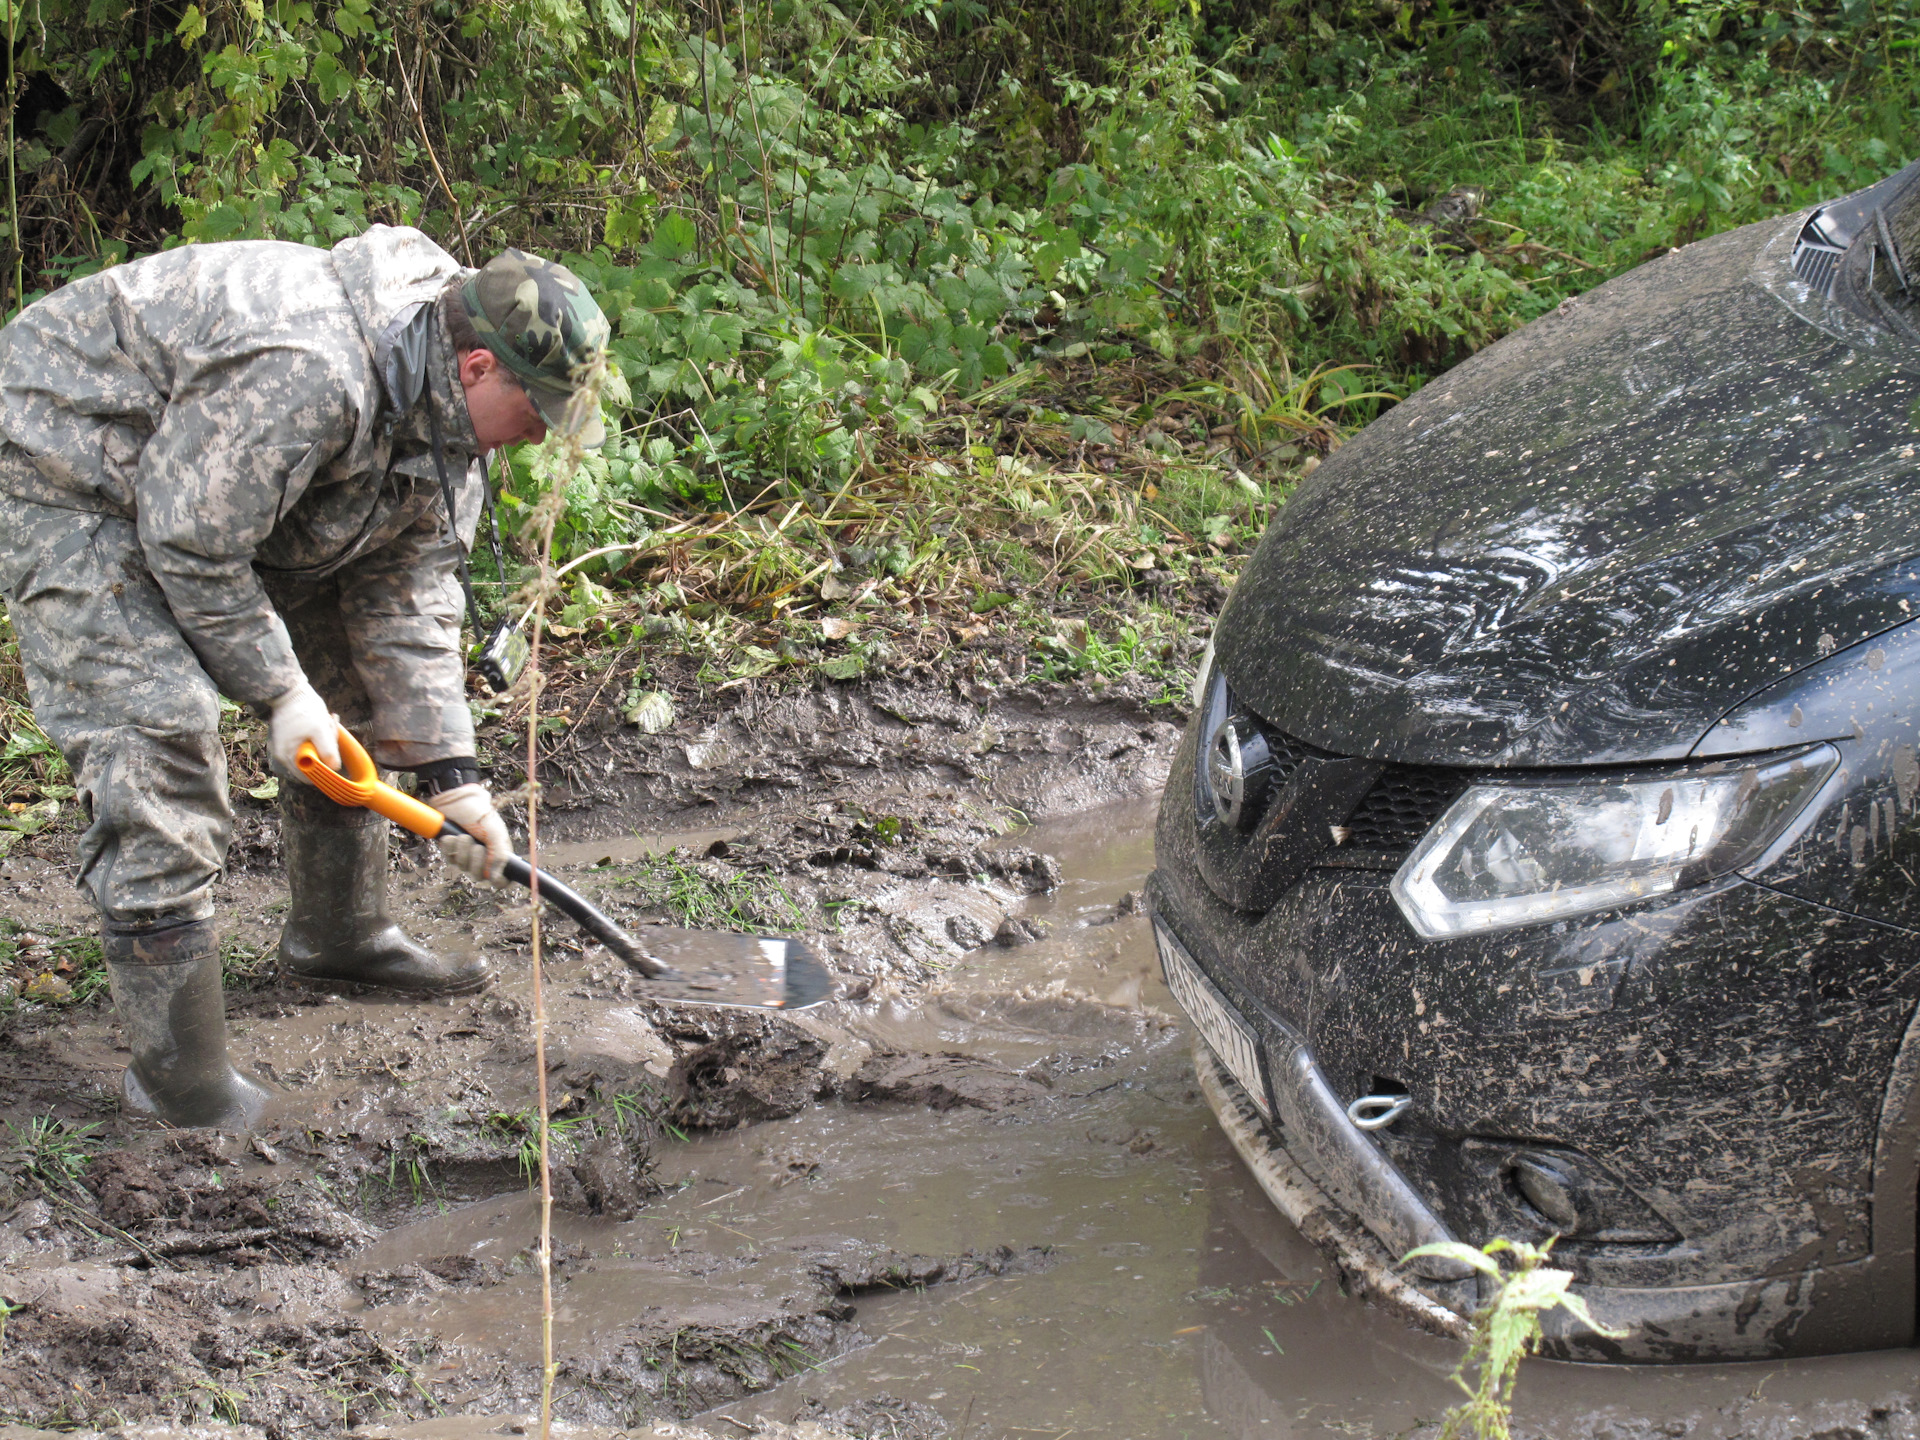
[295,725,830,1012]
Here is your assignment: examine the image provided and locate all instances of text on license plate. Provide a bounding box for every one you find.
[1153,919,1270,1118]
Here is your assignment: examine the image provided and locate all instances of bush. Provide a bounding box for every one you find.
[0,0,1905,600]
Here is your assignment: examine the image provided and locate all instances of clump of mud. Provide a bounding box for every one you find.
[795,1393,952,1439]
[659,1010,833,1129]
[844,1052,1051,1112]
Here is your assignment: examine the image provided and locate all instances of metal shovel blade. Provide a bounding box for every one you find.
[289,727,833,1013]
[626,928,834,1011]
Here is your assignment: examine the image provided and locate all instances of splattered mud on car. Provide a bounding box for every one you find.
[0,675,1917,1439]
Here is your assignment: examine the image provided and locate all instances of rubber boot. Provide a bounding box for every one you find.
[105,920,274,1130]
[277,784,493,997]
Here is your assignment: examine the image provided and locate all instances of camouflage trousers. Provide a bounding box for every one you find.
[0,491,382,928]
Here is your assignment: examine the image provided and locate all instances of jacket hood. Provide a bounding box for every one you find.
[329,226,468,392]
[330,225,480,457]
[1214,210,1920,767]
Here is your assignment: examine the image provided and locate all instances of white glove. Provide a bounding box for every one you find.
[428,783,515,885]
[268,680,339,779]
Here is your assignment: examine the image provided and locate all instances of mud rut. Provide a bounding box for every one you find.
[0,678,1917,1440]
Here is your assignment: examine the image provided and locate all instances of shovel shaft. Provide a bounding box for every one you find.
[294,727,666,978]
[497,853,665,977]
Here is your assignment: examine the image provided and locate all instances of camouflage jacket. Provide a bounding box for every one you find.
[0,226,487,767]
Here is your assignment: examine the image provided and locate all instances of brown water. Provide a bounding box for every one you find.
[352,798,1920,1438]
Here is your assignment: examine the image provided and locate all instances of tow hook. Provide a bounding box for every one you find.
[1347,1093,1413,1131]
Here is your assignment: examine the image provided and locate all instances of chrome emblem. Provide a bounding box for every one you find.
[1206,713,1274,831]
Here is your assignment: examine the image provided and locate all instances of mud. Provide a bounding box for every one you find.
[0,672,1917,1438]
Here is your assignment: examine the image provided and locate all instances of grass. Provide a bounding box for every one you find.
[0,658,72,858]
[0,926,109,1008]
[579,446,1267,621]
[2,1114,101,1198]
[481,358,1289,688]
[220,936,280,992]
[605,852,808,935]
[484,1108,594,1186]
[481,1084,674,1186]
[0,632,65,805]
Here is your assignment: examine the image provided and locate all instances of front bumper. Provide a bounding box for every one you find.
[1155,918,1470,1285]
[1189,1038,1473,1343]
[1151,720,1920,1361]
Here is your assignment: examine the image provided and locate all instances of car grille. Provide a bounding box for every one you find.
[1254,725,1315,789]
[1201,673,1475,877]
[1341,765,1473,855]
[1227,708,1473,862]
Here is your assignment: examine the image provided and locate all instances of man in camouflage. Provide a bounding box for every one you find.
[0,226,611,1129]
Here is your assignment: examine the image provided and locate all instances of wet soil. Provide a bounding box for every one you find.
[0,675,1917,1439]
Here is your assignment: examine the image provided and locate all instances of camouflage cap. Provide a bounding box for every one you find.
[461,249,611,447]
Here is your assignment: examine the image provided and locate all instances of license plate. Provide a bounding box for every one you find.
[1153,918,1270,1119]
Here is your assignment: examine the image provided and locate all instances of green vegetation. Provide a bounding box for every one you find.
[482,1083,673,1184]
[0,0,1903,755]
[605,849,809,932]
[220,934,281,992]
[484,1104,599,1184]
[1405,1236,1621,1439]
[1,1114,101,1199]
[0,628,71,825]
[382,1137,439,1202]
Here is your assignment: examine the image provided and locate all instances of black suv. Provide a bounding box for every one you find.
[1148,158,1920,1361]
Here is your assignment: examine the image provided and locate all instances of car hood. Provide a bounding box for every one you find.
[1215,210,1920,766]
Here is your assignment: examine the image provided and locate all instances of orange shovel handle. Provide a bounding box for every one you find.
[295,726,450,841]
[293,723,667,980]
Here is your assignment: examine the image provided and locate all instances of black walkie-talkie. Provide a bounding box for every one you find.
[474,619,529,693]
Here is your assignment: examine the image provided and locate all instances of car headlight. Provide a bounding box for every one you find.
[1391,744,1839,939]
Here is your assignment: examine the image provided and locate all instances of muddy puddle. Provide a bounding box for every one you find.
[318,798,1920,1440]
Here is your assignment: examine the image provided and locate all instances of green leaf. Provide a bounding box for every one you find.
[0,730,53,763]
[1502,1268,1574,1312]
[1401,1241,1500,1277]
[728,645,779,679]
[312,50,351,104]
[1548,1289,1628,1338]
[246,777,280,801]
[175,3,206,44]
[193,203,249,241]
[0,800,61,852]
[606,195,652,251]
[623,689,675,733]
[818,652,866,681]
[650,211,698,259]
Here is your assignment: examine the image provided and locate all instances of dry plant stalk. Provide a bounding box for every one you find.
[513,352,611,1440]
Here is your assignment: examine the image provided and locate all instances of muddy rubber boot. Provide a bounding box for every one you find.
[105,920,274,1130]
[277,785,493,997]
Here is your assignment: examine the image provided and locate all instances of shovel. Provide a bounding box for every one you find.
[294,726,831,1011]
